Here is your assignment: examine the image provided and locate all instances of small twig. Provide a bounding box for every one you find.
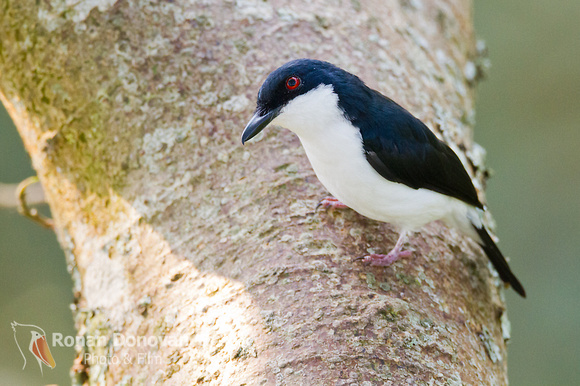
[16,176,54,230]
[0,181,45,207]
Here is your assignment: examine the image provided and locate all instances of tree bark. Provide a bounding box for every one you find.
[0,0,511,384]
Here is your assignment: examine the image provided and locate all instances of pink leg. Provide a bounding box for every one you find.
[316,196,348,210]
[357,231,412,266]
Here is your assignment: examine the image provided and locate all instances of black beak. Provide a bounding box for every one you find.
[241,107,282,144]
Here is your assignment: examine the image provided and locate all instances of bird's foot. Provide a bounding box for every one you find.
[356,231,411,266]
[355,249,412,266]
[316,196,348,210]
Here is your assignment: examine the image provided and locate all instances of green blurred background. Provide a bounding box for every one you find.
[0,0,578,384]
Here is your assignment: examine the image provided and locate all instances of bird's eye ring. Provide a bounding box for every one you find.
[286,76,301,90]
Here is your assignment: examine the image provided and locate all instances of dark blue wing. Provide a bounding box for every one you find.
[343,90,483,209]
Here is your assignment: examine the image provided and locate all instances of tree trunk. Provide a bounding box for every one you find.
[0,0,511,384]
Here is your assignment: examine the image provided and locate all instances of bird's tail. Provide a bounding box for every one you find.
[472,224,526,297]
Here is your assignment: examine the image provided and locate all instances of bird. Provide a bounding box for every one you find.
[241,58,526,297]
[11,321,56,374]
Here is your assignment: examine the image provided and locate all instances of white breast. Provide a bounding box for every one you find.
[271,85,473,233]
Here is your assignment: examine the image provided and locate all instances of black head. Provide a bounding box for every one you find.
[241,59,364,144]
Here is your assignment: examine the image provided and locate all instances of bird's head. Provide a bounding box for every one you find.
[241,59,365,143]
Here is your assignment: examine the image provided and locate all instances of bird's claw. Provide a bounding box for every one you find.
[316,196,348,211]
[355,250,412,266]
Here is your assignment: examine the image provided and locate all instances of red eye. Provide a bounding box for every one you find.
[286,76,301,90]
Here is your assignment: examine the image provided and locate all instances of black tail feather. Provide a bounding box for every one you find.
[473,225,526,298]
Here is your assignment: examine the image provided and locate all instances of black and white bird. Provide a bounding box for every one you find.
[241,59,525,297]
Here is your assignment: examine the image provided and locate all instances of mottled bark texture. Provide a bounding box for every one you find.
[0,0,512,384]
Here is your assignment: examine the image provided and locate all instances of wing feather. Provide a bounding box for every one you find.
[352,94,483,208]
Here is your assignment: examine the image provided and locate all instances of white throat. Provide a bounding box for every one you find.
[271,84,347,142]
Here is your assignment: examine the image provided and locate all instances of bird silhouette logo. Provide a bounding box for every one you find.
[11,321,56,375]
